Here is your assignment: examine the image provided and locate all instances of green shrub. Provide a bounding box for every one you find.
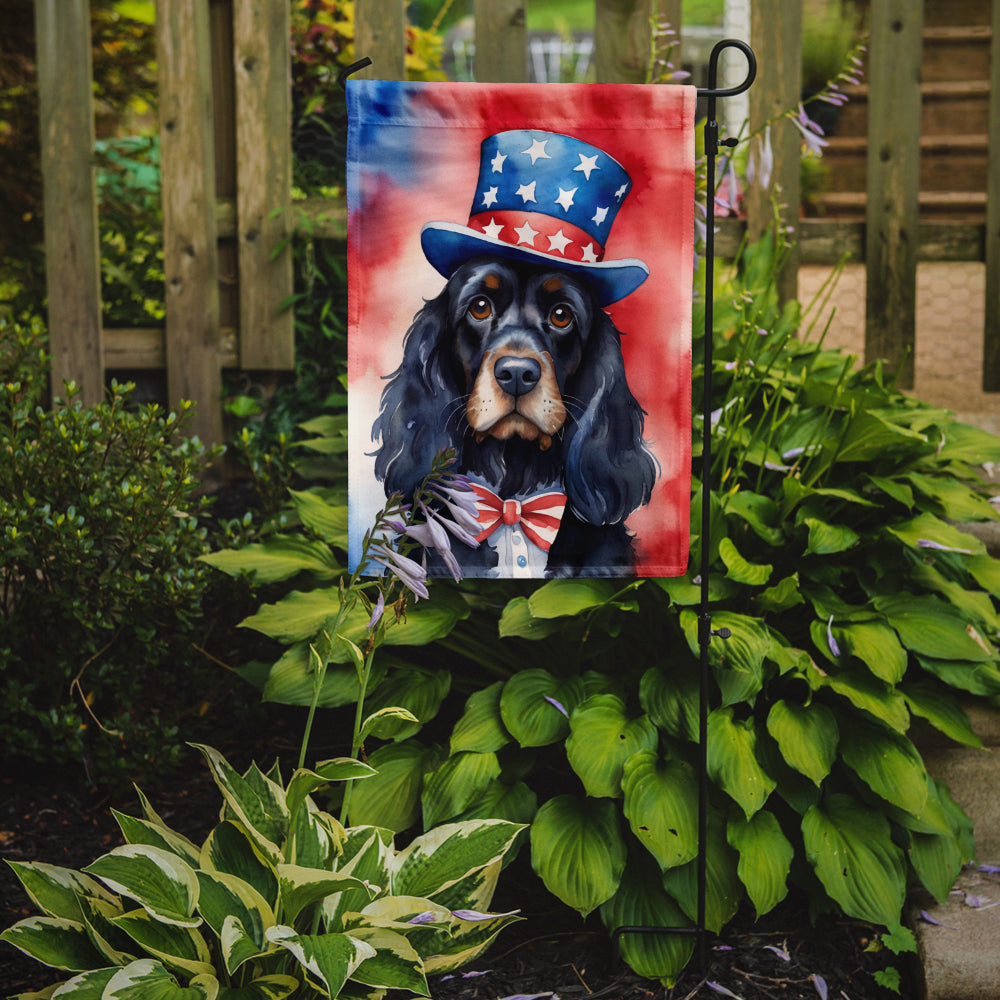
[1,743,524,998]
[0,317,220,783]
[212,233,1000,985]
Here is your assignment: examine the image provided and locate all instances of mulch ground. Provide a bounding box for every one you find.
[1,742,913,1000]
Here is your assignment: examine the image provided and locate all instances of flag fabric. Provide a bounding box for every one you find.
[347,80,695,578]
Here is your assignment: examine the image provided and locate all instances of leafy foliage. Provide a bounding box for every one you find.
[0,317,220,784]
[210,234,1000,985]
[1,744,523,999]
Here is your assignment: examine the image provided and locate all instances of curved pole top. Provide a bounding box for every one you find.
[697,39,756,99]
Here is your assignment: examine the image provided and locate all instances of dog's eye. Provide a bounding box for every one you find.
[549,304,574,329]
[468,296,493,321]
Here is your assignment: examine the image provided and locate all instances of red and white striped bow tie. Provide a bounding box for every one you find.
[469,484,568,552]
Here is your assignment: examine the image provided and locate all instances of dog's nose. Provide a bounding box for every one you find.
[494,356,541,397]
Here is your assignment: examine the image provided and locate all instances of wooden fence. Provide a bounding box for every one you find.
[33,0,1000,445]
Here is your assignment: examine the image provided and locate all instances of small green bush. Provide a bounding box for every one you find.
[0,317,220,783]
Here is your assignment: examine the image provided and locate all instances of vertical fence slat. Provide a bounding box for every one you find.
[233,0,294,369]
[594,0,653,84]
[157,0,223,445]
[34,0,103,405]
[746,0,801,304]
[864,0,923,389]
[474,0,527,82]
[355,0,406,80]
[983,0,1000,389]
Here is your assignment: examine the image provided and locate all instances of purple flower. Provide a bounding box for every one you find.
[747,125,774,191]
[370,543,429,600]
[763,944,790,961]
[827,616,841,658]
[367,591,385,631]
[917,538,973,554]
[407,911,438,925]
[544,695,569,718]
[707,983,742,999]
[451,908,520,921]
[791,104,828,156]
[812,974,828,1000]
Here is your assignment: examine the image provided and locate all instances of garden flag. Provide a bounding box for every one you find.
[347,80,696,578]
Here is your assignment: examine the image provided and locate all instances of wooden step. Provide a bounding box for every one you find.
[822,134,989,193]
[922,25,992,83]
[813,190,987,222]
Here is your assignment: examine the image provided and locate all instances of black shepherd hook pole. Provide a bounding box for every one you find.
[337,56,373,90]
[612,38,755,976]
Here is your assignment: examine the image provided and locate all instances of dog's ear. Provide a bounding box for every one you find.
[562,311,659,525]
[371,288,462,499]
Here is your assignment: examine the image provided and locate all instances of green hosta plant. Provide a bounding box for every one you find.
[1,743,523,999]
[339,235,999,985]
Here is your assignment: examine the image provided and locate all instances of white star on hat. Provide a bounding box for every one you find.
[615,183,628,200]
[481,218,504,239]
[516,181,537,204]
[522,138,551,165]
[482,186,499,208]
[580,243,599,263]
[514,220,539,246]
[547,229,573,255]
[491,151,507,173]
[592,206,609,226]
[554,187,577,212]
[574,153,600,180]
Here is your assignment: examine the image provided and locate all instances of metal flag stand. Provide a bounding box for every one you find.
[340,38,757,974]
[611,37,756,972]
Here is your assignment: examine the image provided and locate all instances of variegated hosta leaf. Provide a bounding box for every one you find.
[424,859,501,916]
[565,695,658,799]
[391,820,524,901]
[110,908,214,979]
[276,864,375,925]
[77,894,136,966]
[838,718,929,817]
[421,906,523,975]
[344,926,429,995]
[661,810,742,934]
[599,853,694,987]
[727,810,793,917]
[285,760,375,824]
[44,966,118,997]
[195,871,274,974]
[529,795,626,917]
[265,926,375,998]
[83,845,200,928]
[420,751,502,829]
[102,958,218,999]
[288,801,343,870]
[765,700,838,786]
[191,745,287,863]
[112,810,202,868]
[499,669,584,747]
[706,707,776,819]
[214,974,299,1000]
[4,861,118,922]
[322,829,393,931]
[200,822,278,910]
[450,681,511,754]
[0,916,107,972]
[802,793,906,926]
[621,751,699,871]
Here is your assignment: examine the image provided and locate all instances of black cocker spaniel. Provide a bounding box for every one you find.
[371,256,659,577]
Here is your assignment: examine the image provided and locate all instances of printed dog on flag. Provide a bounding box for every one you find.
[371,130,659,578]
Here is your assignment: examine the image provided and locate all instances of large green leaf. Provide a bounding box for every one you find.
[83,846,200,928]
[916,655,1000,697]
[499,670,584,747]
[285,759,375,823]
[566,695,658,798]
[834,410,927,463]
[199,822,278,910]
[838,718,928,817]
[834,621,907,683]
[4,862,118,923]
[0,916,107,972]
[718,537,772,585]
[808,660,910,732]
[886,512,985,556]
[260,643,385,709]
[526,578,622,618]
[727,811,793,917]
[599,853,694,987]
[112,812,201,868]
[195,871,273,974]
[803,517,859,556]
[276,865,373,925]
[346,926,429,995]
[875,594,995,662]
[905,472,998,522]
[346,740,441,832]
[421,751,502,828]
[901,680,982,748]
[530,795,626,917]
[103,959,218,1000]
[497,597,566,639]
[765,700,838,786]
[453,779,538,827]
[200,535,341,584]
[621,752,699,871]
[362,667,451,741]
[724,490,784,545]
[707,708,776,818]
[288,488,349,545]
[639,665,699,743]
[392,820,524,901]
[802,793,906,926]
[265,926,374,997]
[450,682,511,754]
[680,610,771,706]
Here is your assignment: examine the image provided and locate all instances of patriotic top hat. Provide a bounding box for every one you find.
[420,130,649,306]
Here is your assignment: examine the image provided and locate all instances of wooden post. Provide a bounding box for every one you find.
[864,0,923,389]
[746,0,801,305]
[34,0,104,405]
[233,0,294,369]
[354,0,407,80]
[474,0,527,83]
[983,0,1000,390]
[157,0,223,444]
[594,0,653,84]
